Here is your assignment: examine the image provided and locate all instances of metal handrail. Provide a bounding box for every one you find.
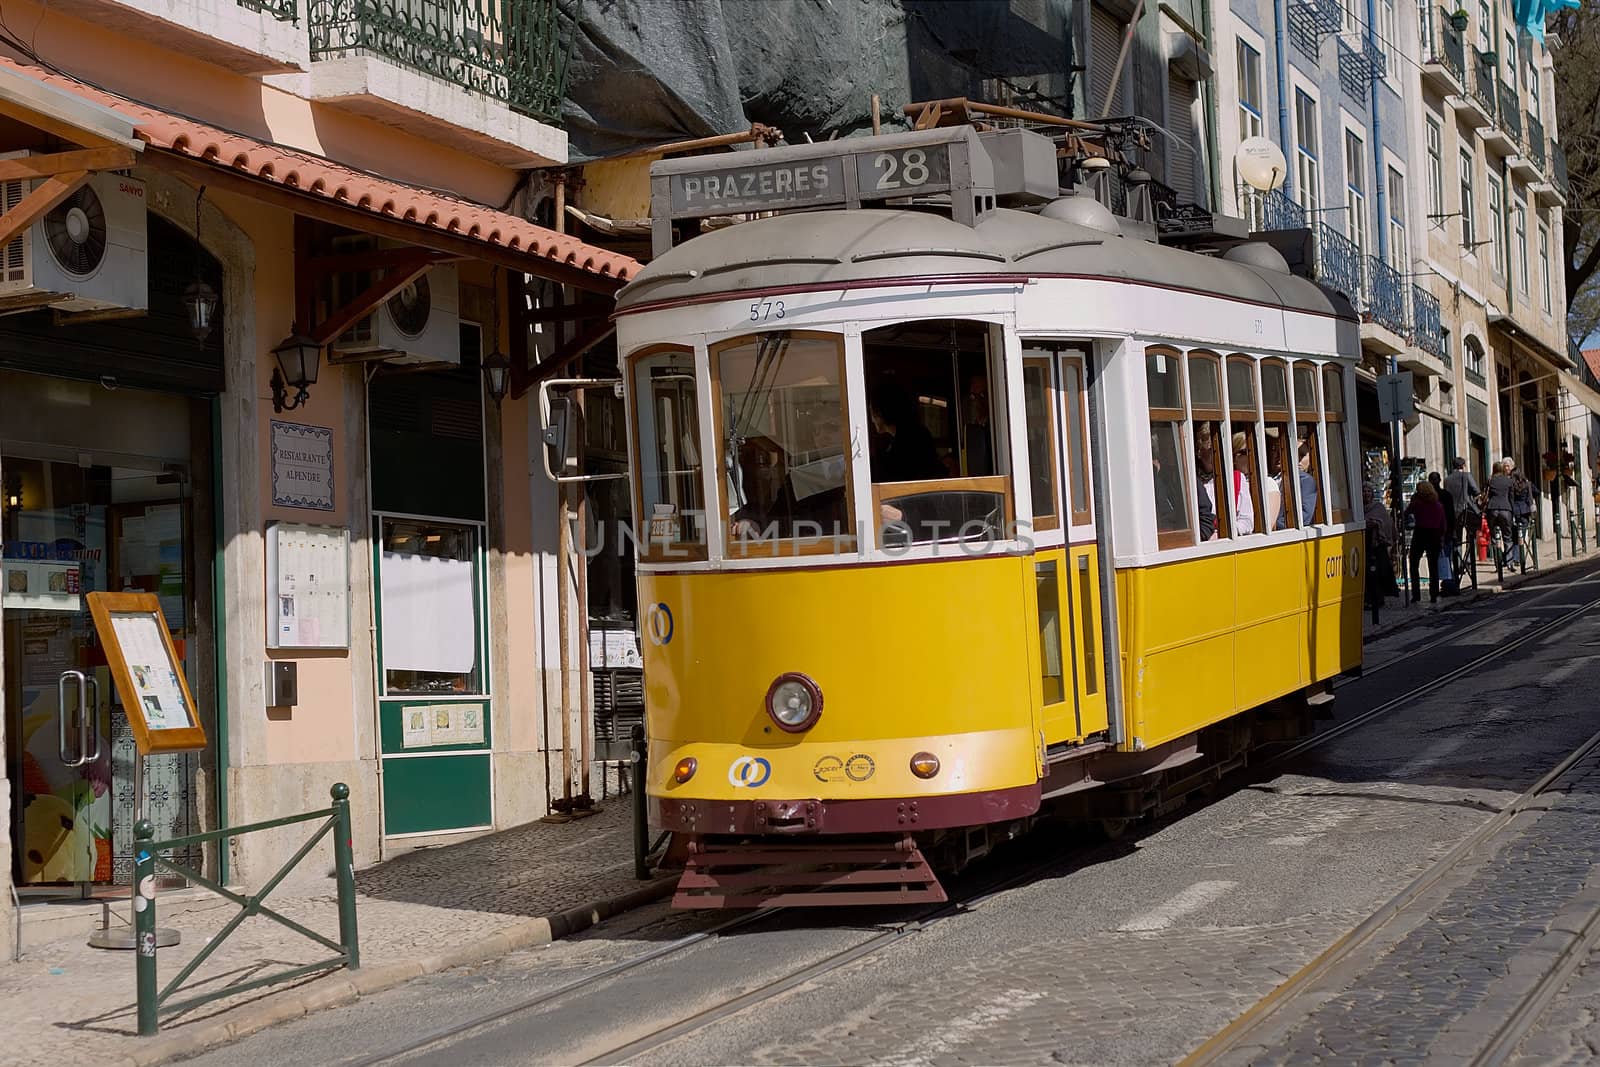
[236,0,297,21]
[1412,283,1444,358]
[308,0,574,122]
[1316,222,1364,309]
[1472,49,1497,115]
[1426,7,1466,83]
[1498,80,1523,143]
[134,783,359,1036]
[1527,113,1547,171]
[1366,255,1408,336]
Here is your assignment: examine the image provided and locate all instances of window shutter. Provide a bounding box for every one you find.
[1168,72,1199,201]
[1090,6,1127,117]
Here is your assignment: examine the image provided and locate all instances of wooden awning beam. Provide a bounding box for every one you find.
[0,170,89,247]
[0,147,135,182]
[310,250,437,346]
[516,319,616,397]
[304,246,463,278]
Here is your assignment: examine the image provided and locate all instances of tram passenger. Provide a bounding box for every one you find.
[1295,434,1319,525]
[1264,428,1287,529]
[1230,432,1256,534]
[868,383,943,483]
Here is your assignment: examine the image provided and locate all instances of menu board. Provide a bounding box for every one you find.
[266,522,350,649]
[85,591,206,755]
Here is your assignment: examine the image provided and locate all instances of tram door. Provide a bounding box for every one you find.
[1025,346,1110,745]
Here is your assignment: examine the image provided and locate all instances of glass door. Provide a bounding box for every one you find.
[3,455,188,887]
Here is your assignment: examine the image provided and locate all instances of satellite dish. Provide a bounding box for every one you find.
[1236,137,1288,192]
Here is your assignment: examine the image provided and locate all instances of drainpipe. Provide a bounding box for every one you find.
[1274,0,1294,196]
[1366,0,1405,574]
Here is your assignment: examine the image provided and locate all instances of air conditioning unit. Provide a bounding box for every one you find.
[331,256,460,368]
[0,156,147,312]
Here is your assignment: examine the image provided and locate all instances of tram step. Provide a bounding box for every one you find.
[673,835,947,909]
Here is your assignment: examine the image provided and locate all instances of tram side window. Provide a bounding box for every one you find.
[1226,356,1265,535]
[1189,352,1232,540]
[1293,362,1325,525]
[629,346,706,557]
[1322,365,1354,521]
[1261,360,1298,530]
[1021,357,1059,532]
[1147,347,1196,548]
[714,331,852,552]
[863,319,1010,546]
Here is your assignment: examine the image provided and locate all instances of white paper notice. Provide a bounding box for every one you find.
[110,611,192,731]
[400,703,486,749]
[379,552,476,673]
[268,523,350,649]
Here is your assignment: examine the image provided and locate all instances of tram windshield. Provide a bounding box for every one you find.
[862,319,1009,546]
[715,332,852,551]
[630,346,706,558]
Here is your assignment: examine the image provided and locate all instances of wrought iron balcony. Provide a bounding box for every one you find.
[1526,113,1546,172]
[1287,0,1342,60]
[1422,6,1466,86]
[1338,35,1384,104]
[1412,284,1444,360]
[1315,222,1364,308]
[1466,364,1487,387]
[1243,187,1308,232]
[239,0,298,21]
[1365,255,1408,337]
[1471,49,1497,117]
[308,0,573,122]
[1497,80,1522,143]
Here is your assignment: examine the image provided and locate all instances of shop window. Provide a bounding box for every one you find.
[862,319,1011,546]
[1261,359,1297,529]
[1293,361,1326,525]
[1323,365,1353,521]
[1021,357,1060,532]
[1226,356,1264,535]
[628,346,706,559]
[1147,346,1194,548]
[1188,352,1230,540]
[380,518,482,696]
[713,332,852,554]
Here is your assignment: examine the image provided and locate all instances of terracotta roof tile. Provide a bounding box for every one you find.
[1583,348,1600,383]
[0,57,637,283]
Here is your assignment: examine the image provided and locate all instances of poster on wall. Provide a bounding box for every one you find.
[270,420,335,511]
[266,522,350,649]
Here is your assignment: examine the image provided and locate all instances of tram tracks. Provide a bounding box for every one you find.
[342,579,1600,1067]
[1180,721,1600,1066]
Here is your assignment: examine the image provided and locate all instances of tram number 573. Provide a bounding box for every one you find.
[867,148,951,193]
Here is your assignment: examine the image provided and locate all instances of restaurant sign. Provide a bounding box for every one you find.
[271,420,334,511]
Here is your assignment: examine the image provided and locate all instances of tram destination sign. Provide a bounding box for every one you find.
[668,146,953,216]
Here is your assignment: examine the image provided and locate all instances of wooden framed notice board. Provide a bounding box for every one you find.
[86,591,207,755]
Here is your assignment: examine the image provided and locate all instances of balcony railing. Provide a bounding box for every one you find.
[1471,49,1497,115]
[1412,284,1444,359]
[1366,255,1408,336]
[308,0,573,122]
[1423,6,1466,83]
[1527,113,1546,171]
[1466,363,1487,387]
[1247,187,1308,232]
[1498,80,1522,143]
[238,0,299,21]
[1316,222,1364,306]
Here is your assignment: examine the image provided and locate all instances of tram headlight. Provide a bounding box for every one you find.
[910,752,941,779]
[673,757,698,784]
[765,672,822,732]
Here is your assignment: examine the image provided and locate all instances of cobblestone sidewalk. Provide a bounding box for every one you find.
[1363,540,1599,639]
[0,801,673,1067]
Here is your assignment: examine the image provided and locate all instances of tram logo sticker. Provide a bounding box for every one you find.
[729,756,772,788]
[646,602,674,646]
[813,754,875,783]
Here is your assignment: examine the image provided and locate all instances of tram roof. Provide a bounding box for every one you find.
[614,206,1353,321]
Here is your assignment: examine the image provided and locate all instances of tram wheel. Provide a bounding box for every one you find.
[1097,818,1133,841]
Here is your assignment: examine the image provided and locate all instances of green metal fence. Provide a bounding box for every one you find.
[134,783,359,1037]
[308,0,574,122]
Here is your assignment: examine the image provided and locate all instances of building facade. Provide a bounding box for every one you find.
[0,0,632,957]
[1211,0,1588,541]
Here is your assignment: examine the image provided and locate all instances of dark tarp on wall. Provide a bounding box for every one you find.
[558,0,1078,162]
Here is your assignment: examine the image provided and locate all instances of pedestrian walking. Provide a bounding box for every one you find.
[1442,457,1479,581]
[1404,481,1446,602]
[1428,472,1458,594]
[1485,459,1516,561]
[1508,458,1535,565]
[1364,483,1398,609]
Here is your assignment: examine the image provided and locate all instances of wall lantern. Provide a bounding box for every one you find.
[482,348,511,404]
[3,472,20,514]
[270,332,322,414]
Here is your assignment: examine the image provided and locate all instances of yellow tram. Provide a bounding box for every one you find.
[612,126,1365,907]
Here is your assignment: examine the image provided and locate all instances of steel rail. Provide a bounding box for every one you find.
[348,573,1600,1067]
[1180,624,1600,1064]
[589,587,1600,1067]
